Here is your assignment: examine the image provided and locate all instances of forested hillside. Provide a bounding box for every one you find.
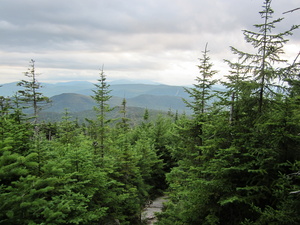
[0,81,194,115]
[1,1,300,224]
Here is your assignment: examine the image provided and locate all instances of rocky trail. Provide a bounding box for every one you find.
[142,196,168,224]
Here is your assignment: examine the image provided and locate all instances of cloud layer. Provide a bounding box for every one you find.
[0,0,299,85]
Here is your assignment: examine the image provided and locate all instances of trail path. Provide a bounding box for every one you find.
[142,196,168,224]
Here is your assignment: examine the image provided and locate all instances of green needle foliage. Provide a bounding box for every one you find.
[230,0,299,114]
[17,59,51,127]
[184,43,218,116]
[158,1,300,225]
[90,67,115,159]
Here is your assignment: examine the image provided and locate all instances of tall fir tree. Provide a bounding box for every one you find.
[183,43,218,149]
[91,66,114,158]
[184,43,218,115]
[17,59,50,128]
[117,97,130,131]
[17,59,51,176]
[230,0,299,113]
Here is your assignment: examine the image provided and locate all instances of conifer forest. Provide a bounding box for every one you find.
[1,1,300,224]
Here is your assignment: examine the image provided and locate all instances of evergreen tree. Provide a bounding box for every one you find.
[91,67,114,158]
[0,105,38,224]
[0,96,10,117]
[116,97,130,131]
[184,43,218,115]
[143,108,149,121]
[182,43,218,158]
[58,109,80,145]
[221,59,253,124]
[230,0,299,113]
[17,59,50,128]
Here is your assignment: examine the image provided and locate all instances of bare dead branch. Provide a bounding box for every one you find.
[283,7,300,14]
[289,171,300,176]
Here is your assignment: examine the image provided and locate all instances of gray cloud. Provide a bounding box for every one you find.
[0,0,299,85]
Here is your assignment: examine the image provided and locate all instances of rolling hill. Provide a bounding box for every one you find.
[46,93,96,113]
[1,80,224,121]
[1,80,192,113]
[44,92,189,114]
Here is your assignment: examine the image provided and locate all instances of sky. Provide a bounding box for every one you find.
[0,0,299,86]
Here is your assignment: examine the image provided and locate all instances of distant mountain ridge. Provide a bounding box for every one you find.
[45,93,189,114]
[0,80,190,99]
[1,80,225,115]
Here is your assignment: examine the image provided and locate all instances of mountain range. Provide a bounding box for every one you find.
[0,80,193,115]
[1,80,225,122]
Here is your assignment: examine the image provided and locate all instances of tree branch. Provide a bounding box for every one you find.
[283,7,300,14]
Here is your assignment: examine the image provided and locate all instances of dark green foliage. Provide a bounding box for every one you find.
[116,98,130,131]
[230,0,299,114]
[17,59,51,125]
[1,72,178,224]
[90,67,115,158]
[184,43,218,116]
[143,108,149,121]
[158,1,300,225]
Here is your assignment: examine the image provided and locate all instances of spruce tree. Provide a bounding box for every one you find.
[143,108,149,121]
[117,97,130,131]
[184,43,218,115]
[91,67,114,158]
[222,59,253,124]
[17,59,50,129]
[230,0,299,113]
[16,60,51,176]
[183,43,218,149]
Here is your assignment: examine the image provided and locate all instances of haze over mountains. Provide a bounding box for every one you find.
[0,80,193,114]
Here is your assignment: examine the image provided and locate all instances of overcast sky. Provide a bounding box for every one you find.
[0,0,299,86]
